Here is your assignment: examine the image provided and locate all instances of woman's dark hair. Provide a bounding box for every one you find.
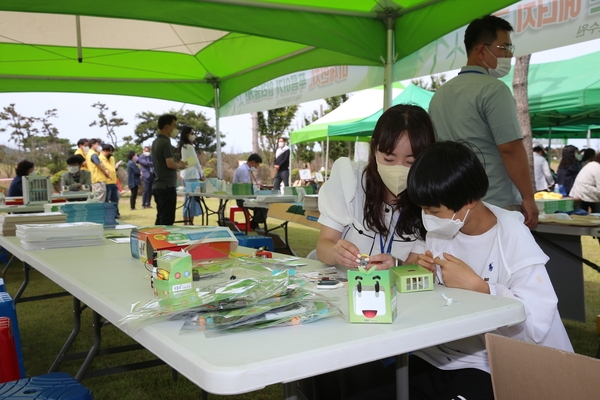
[177,126,194,156]
[407,141,489,212]
[15,160,34,177]
[593,152,600,164]
[558,145,579,169]
[127,151,137,160]
[362,104,435,241]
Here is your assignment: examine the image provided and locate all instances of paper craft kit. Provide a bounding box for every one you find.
[130,226,238,262]
[153,251,193,298]
[391,265,434,293]
[347,266,396,323]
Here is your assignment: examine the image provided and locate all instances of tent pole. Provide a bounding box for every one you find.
[75,16,83,63]
[587,129,591,148]
[547,127,552,165]
[383,15,395,111]
[324,137,330,181]
[212,80,223,179]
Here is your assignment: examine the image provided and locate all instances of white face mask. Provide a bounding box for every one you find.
[170,128,178,138]
[143,151,150,157]
[96,145,103,152]
[249,166,256,172]
[278,142,284,148]
[376,157,410,196]
[484,47,512,78]
[189,135,196,142]
[83,146,90,154]
[421,209,470,239]
[68,166,80,174]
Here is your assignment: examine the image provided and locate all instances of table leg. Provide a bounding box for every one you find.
[75,310,103,380]
[396,354,409,400]
[13,262,31,304]
[283,382,298,400]
[49,297,85,372]
[217,199,229,226]
[1,253,14,281]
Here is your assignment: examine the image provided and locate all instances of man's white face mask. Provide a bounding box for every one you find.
[484,46,512,78]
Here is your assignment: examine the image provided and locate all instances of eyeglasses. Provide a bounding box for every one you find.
[484,43,515,55]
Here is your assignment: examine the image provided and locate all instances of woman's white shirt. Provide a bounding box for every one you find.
[180,144,203,180]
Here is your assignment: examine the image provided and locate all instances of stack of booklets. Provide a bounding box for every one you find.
[302,195,319,211]
[0,212,67,236]
[16,222,104,250]
[44,202,118,226]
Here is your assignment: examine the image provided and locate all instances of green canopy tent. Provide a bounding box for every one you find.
[501,51,600,147]
[0,1,517,177]
[328,83,434,138]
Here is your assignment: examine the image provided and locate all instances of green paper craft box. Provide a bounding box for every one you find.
[130,226,238,262]
[391,264,434,293]
[153,251,193,299]
[347,266,397,324]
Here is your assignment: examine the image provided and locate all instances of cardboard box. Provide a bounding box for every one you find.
[486,333,600,400]
[347,266,396,323]
[130,226,238,262]
[154,251,193,298]
[391,264,434,293]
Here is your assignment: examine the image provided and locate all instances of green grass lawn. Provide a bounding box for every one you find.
[2,195,600,399]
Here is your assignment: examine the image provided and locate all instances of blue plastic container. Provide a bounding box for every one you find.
[0,372,93,399]
[0,293,24,379]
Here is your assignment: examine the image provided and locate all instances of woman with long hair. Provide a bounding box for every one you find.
[177,126,204,225]
[556,145,580,196]
[316,104,435,269]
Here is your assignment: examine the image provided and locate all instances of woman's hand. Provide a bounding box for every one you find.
[365,253,398,270]
[435,253,489,294]
[332,239,361,268]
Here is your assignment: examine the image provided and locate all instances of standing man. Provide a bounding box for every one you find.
[86,138,110,202]
[138,145,154,209]
[74,138,89,170]
[428,14,538,228]
[273,137,290,192]
[152,114,187,225]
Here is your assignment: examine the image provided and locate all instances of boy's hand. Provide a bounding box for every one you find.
[435,253,489,294]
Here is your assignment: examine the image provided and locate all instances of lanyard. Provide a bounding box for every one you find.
[379,213,401,254]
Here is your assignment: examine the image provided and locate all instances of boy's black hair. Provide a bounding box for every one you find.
[158,114,177,130]
[15,160,34,177]
[67,155,85,165]
[77,138,88,147]
[407,141,488,212]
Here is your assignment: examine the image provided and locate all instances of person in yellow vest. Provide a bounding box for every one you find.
[74,138,89,171]
[101,144,121,219]
[86,138,110,202]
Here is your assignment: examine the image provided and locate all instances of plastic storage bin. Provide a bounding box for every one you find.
[0,372,93,399]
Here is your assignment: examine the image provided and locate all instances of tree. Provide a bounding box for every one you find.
[256,106,299,165]
[132,109,223,153]
[322,95,352,166]
[513,54,534,181]
[412,74,447,91]
[89,102,128,148]
[0,104,38,155]
[293,110,319,166]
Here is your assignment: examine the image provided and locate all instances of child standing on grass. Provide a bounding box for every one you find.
[405,141,573,400]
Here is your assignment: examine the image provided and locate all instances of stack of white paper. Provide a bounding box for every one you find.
[302,195,319,211]
[0,212,67,236]
[16,221,104,250]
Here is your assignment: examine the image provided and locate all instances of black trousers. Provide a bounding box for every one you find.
[130,186,138,209]
[153,187,176,225]
[299,355,494,400]
[142,175,154,207]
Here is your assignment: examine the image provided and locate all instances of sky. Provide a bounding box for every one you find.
[1,38,600,153]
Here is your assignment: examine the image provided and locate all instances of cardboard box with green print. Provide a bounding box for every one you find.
[347,266,397,324]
